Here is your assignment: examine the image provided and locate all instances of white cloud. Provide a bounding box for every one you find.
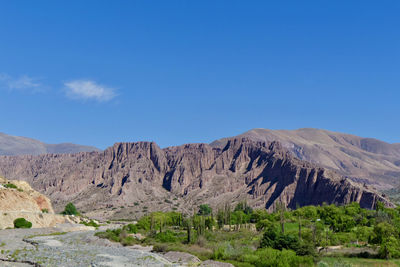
[64,80,116,102]
[0,73,42,91]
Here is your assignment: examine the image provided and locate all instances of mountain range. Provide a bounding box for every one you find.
[0,128,396,219]
[212,128,400,191]
[0,132,99,155]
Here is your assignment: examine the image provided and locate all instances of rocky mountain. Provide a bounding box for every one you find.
[212,128,400,191]
[0,138,391,219]
[0,132,100,155]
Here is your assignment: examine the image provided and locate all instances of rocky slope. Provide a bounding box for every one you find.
[0,138,391,218]
[0,132,99,155]
[0,176,75,228]
[212,128,400,191]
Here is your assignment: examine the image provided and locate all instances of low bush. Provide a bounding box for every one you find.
[95,229,122,242]
[123,223,138,234]
[155,230,178,243]
[4,183,17,189]
[81,220,99,228]
[241,248,313,267]
[120,236,136,246]
[13,218,32,229]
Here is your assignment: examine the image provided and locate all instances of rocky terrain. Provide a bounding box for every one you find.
[0,138,391,219]
[0,224,232,267]
[0,176,75,229]
[212,128,400,190]
[0,132,99,156]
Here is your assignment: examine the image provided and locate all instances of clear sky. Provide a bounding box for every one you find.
[0,1,399,149]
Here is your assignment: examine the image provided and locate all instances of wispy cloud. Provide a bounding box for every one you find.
[64,80,117,102]
[0,73,42,92]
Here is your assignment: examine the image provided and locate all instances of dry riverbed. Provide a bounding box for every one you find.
[0,224,177,267]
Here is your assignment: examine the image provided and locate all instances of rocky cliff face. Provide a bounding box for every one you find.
[212,128,400,191]
[0,138,392,217]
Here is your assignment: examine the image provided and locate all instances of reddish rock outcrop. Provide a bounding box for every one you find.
[0,138,392,215]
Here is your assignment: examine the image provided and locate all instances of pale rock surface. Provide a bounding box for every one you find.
[0,176,72,229]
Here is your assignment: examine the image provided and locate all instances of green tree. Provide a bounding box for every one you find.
[379,236,400,259]
[260,227,300,252]
[217,209,224,229]
[185,218,193,243]
[371,222,400,259]
[62,202,79,215]
[198,204,212,216]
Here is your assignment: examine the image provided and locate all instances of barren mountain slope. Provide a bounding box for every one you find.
[0,132,99,155]
[0,138,391,218]
[211,128,400,190]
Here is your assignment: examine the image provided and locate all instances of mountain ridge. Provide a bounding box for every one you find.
[0,132,100,155]
[211,128,400,190]
[0,138,392,219]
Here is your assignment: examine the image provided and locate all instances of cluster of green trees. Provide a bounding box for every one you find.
[96,201,400,266]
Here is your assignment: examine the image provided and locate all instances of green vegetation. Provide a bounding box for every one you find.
[13,218,32,229]
[41,208,49,213]
[95,223,138,246]
[62,202,79,216]
[198,204,212,216]
[96,201,400,266]
[3,183,17,189]
[80,219,99,228]
[3,182,24,192]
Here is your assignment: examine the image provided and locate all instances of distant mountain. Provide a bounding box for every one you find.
[211,128,400,190]
[0,132,100,155]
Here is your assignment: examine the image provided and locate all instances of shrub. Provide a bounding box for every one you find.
[41,209,49,213]
[260,227,300,251]
[13,218,32,229]
[121,236,136,246]
[241,248,313,267]
[155,230,178,243]
[4,183,17,189]
[81,220,99,228]
[95,229,122,242]
[153,244,168,252]
[123,223,138,234]
[256,219,273,231]
[62,203,79,215]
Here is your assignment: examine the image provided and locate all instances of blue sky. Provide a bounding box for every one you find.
[0,1,399,149]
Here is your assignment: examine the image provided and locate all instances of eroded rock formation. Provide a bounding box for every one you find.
[0,138,392,216]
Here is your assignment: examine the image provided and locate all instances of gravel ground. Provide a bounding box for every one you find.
[0,224,179,267]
